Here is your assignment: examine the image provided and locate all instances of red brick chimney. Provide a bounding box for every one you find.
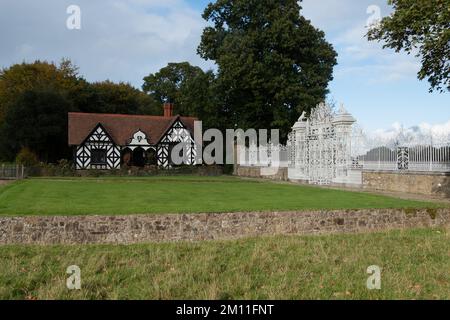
[163,102,174,117]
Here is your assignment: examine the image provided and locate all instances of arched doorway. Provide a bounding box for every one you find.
[132,148,145,167]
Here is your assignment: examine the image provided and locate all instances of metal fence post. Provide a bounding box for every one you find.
[378,148,381,171]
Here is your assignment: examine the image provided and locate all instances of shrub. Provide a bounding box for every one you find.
[15,147,39,166]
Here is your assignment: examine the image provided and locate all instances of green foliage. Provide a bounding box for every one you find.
[83,80,160,115]
[142,62,221,129]
[367,0,450,92]
[198,0,337,139]
[15,147,39,166]
[0,177,440,216]
[53,159,74,176]
[26,160,76,177]
[143,62,205,105]
[0,88,72,163]
[0,59,82,124]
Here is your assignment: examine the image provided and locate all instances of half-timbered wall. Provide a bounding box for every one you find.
[157,120,197,168]
[75,125,121,170]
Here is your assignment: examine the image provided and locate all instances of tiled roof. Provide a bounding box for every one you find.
[68,112,198,146]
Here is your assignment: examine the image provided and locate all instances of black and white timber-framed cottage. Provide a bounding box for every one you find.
[68,103,198,170]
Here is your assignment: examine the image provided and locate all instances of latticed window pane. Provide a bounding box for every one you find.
[91,149,107,165]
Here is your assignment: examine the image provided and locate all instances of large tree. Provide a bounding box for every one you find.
[0,59,82,124]
[142,62,222,128]
[0,88,72,162]
[86,80,160,115]
[198,0,337,138]
[367,0,450,92]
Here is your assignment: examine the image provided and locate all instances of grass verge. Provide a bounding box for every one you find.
[0,228,448,300]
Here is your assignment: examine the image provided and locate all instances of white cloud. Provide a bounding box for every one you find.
[367,120,450,146]
[351,120,450,157]
[301,0,421,85]
[0,0,213,88]
[335,57,420,84]
[332,23,421,83]
[418,121,450,140]
[301,0,358,30]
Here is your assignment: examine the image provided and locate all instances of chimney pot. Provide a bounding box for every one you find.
[163,102,174,117]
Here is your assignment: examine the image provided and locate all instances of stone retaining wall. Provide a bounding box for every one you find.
[234,164,450,198]
[1,208,449,245]
[234,165,288,181]
[362,171,450,198]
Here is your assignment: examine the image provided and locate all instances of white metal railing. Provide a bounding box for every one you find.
[239,143,450,174]
[238,144,289,168]
[0,164,25,179]
[354,144,450,173]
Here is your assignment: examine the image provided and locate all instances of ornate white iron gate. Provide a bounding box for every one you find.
[287,102,356,185]
[238,101,450,184]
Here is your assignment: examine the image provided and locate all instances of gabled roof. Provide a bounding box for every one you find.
[68,112,198,146]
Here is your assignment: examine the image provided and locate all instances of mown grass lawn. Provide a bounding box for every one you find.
[0,228,449,300]
[0,176,443,216]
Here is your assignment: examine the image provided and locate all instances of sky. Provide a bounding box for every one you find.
[0,0,448,138]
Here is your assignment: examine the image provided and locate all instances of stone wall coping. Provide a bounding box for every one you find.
[0,207,446,219]
[1,208,449,245]
[236,164,450,177]
[362,170,450,176]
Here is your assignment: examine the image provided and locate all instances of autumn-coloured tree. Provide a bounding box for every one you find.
[0,59,82,124]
